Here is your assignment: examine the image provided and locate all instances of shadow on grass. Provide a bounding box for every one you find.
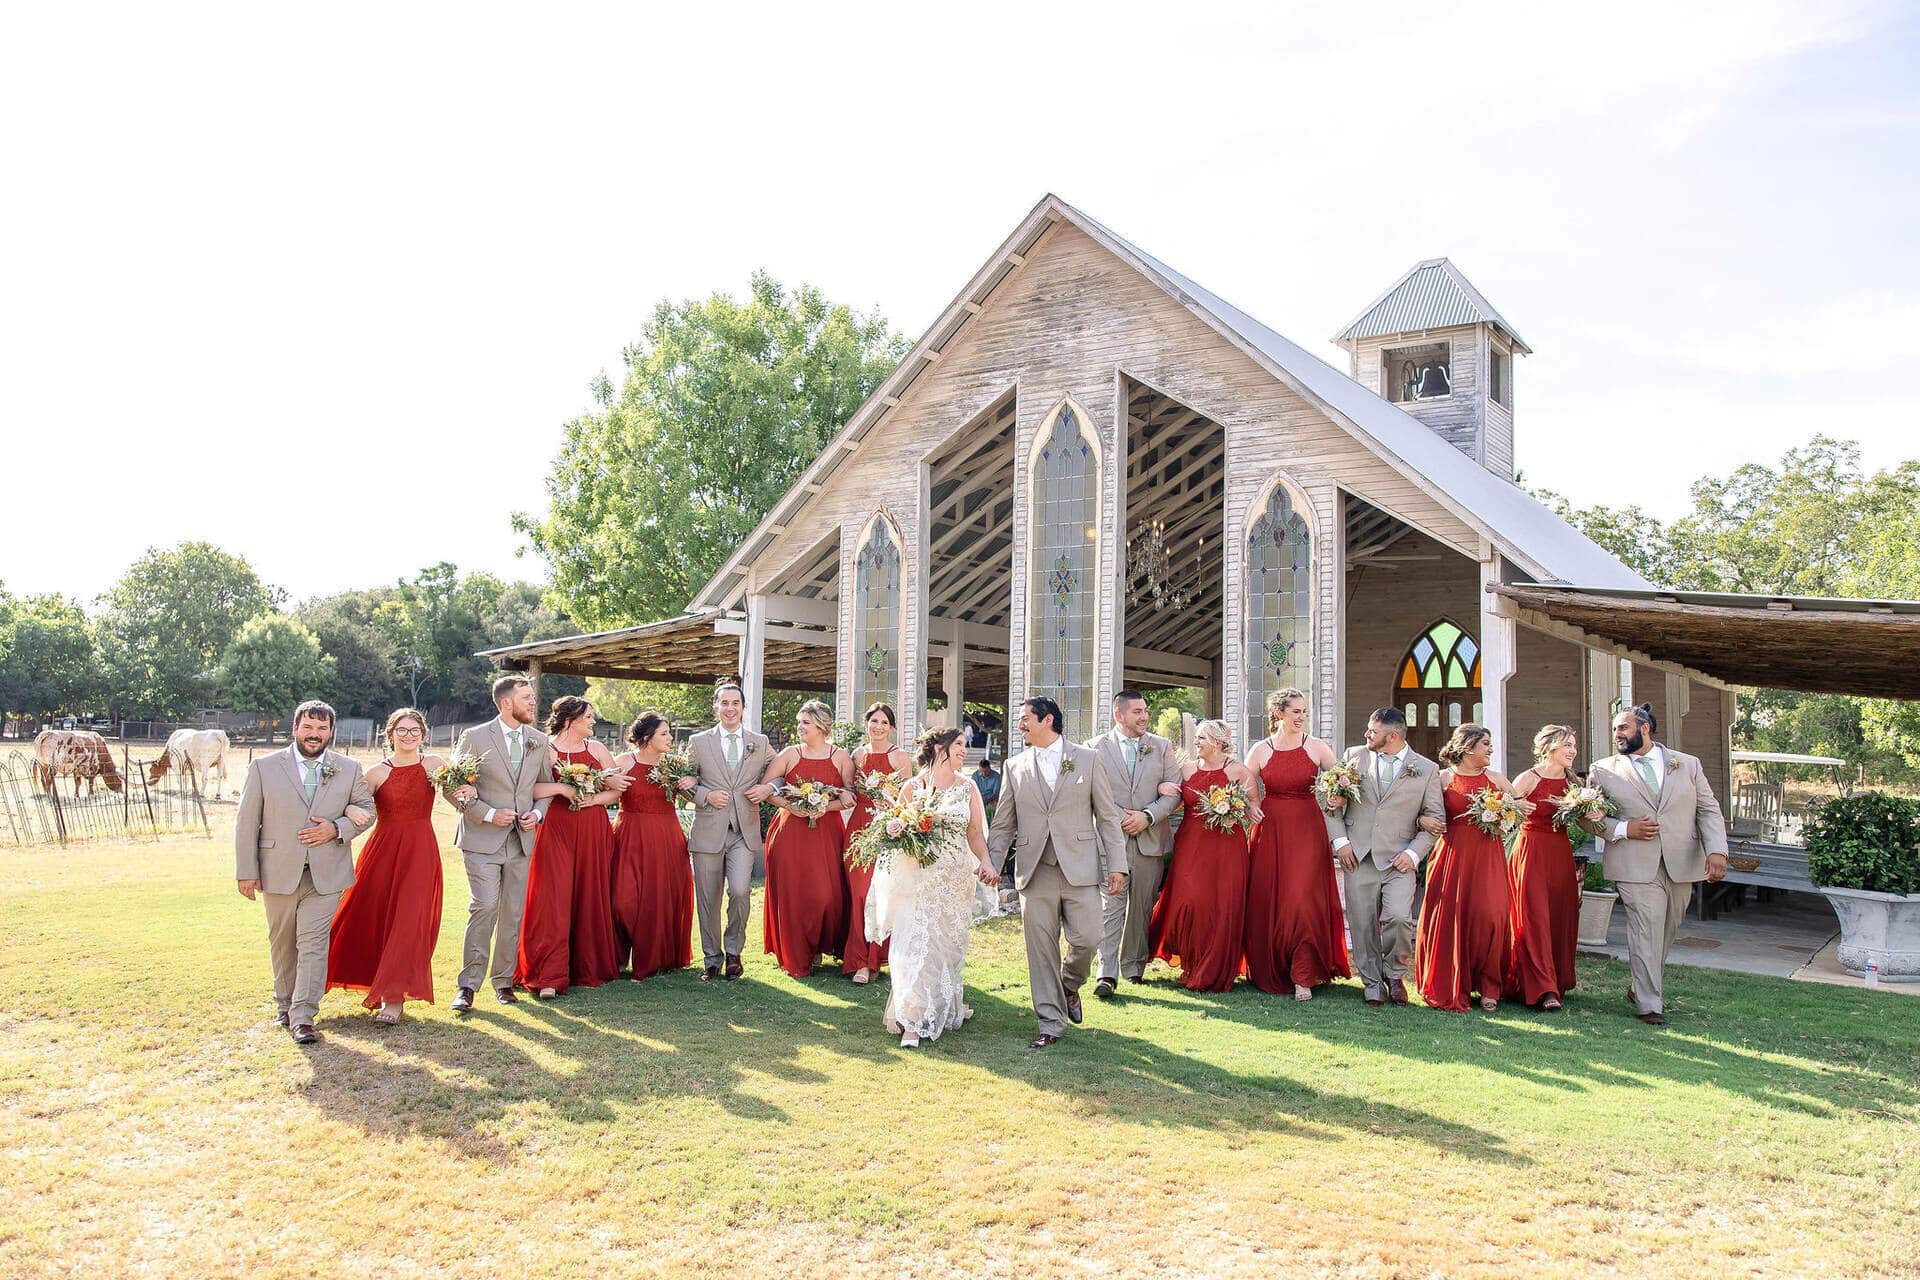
[295,956,1526,1168]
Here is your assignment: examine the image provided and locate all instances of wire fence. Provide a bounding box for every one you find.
[0,745,210,847]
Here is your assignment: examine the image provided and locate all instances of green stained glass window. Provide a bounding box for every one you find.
[1243,481,1313,748]
[1027,405,1099,741]
[1396,620,1480,705]
[852,516,902,717]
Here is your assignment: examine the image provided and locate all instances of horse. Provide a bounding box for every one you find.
[148,728,231,799]
[32,729,125,795]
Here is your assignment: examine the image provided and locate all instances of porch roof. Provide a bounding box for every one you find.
[1489,584,1920,698]
[479,610,834,692]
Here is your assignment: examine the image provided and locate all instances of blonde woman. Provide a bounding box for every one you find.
[1507,725,1582,1010]
[1145,720,1255,992]
[756,700,854,978]
[325,708,455,1024]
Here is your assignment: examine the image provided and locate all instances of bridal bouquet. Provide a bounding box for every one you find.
[778,778,839,827]
[850,769,900,805]
[845,793,954,871]
[1465,786,1526,840]
[1195,779,1257,836]
[646,745,697,805]
[1315,762,1362,813]
[1550,783,1617,835]
[431,749,488,801]
[555,760,611,810]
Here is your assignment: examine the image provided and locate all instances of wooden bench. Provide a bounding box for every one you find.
[1698,839,1815,919]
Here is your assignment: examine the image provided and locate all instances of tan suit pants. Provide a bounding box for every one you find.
[694,825,754,968]
[1098,846,1164,981]
[1021,847,1102,1036]
[263,865,340,1024]
[459,834,531,993]
[1343,856,1416,997]
[1616,863,1694,1015]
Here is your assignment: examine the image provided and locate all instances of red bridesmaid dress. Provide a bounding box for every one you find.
[1147,767,1251,992]
[762,752,851,978]
[1243,744,1351,993]
[1414,771,1514,1012]
[840,751,894,975]
[326,761,443,1007]
[1507,775,1579,1006]
[516,746,620,995]
[610,760,694,981]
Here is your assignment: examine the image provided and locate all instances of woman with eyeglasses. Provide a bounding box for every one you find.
[326,707,455,1025]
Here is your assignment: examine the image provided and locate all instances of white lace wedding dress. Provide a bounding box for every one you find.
[865,776,978,1042]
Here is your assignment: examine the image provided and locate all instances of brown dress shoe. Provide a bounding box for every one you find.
[1065,990,1083,1025]
[1029,1033,1061,1049]
[1093,977,1117,999]
[724,954,744,980]
[701,965,721,981]
[450,988,475,1012]
[1387,978,1409,1005]
[494,987,519,1004]
[1636,1011,1668,1027]
[290,1024,319,1045]
[274,1010,290,1028]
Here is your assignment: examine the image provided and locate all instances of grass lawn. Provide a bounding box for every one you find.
[3,794,1918,1278]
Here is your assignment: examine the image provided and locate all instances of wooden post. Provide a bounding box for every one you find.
[1478,551,1516,774]
[942,635,964,729]
[1585,647,1618,767]
[527,659,544,717]
[742,594,768,734]
[1665,672,1689,752]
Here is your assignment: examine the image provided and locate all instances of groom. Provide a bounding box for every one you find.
[234,699,374,1044]
[988,696,1126,1049]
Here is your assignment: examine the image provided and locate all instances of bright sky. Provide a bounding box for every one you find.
[6,2,1916,606]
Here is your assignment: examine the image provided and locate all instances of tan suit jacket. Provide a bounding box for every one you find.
[986,739,1125,890]
[1321,744,1446,869]
[234,746,375,894]
[687,724,772,855]
[1089,729,1181,858]
[450,720,553,856]
[1588,745,1727,884]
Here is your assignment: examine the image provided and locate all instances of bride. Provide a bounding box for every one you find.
[865,726,1000,1048]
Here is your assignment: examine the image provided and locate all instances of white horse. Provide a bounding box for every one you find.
[148,728,231,798]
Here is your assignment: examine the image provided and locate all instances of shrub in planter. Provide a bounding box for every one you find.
[1580,858,1611,893]
[1805,792,1920,895]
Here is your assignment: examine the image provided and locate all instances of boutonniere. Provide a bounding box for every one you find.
[1060,754,1077,775]
[319,762,339,783]
[1137,741,1155,757]
[1667,755,1682,773]
[1402,764,1420,779]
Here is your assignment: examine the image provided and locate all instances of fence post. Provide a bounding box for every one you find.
[46,773,68,847]
[183,759,210,838]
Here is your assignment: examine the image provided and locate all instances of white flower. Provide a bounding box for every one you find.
[884,817,906,837]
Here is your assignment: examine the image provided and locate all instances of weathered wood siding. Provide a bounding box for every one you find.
[1507,626,1587,775]
[1342,528,1481,749]
[1685,679,1733,817]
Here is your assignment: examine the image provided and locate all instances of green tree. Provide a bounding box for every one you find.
[1531,490,1682,586]
[298,587,407,719]
[515,272,906,630]
[97,542,278,718]
[0,594,100,721]
[214,614,337,717]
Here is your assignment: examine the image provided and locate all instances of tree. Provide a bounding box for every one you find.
[97,542,278,718]
[298,587,407,719]
[515,272,906,630]
[214,614,337,717]
[0,594,99,721]
[1531,490,1682,587]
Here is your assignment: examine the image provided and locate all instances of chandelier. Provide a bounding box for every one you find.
[1126,518,1192,612]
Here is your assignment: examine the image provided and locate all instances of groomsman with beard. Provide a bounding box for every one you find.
[234,700,375,1044]
[447,675,553,1011]
[1584,704,1727,1027]
[683,682,776,981]
[988,696,1126,1048]
[1089,690,1182,997]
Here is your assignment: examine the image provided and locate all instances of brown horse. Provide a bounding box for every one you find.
[32,729,125,794]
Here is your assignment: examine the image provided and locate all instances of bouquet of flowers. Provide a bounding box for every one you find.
[1194,779,1257,836]
[646,745,698,805]
[850,769,899,805]
[845,793,955,872]
[778,778,840,828]
[1465,786,1526,840]
[1315,762,1362,814]
[831,720,867,753]
[555,760,611,810]
[431,749,488,801]
[1550,782,1617,835]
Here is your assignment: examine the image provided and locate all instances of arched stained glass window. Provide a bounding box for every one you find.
[1396,619,1480,743]
[1243,480,1313,748]
[851,515,902,717]
[1027,403,1099,741]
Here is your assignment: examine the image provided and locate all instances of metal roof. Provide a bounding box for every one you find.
[1333,257,1533,353]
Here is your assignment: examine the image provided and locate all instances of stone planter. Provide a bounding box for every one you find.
[1578,890,1617,948]
[1817,886,1920,982]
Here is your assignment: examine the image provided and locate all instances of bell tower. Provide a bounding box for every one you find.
[1333,258,1529,480]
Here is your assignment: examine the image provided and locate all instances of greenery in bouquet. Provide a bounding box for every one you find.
[1194,779,1256,836]
[846,793,951,872]
[778,778,840,828]
[1315,762,1362,814]
[431,748,488,801]
[555,760,610,810]
[1465,786,1525,841]
[1550,782,1617,834]
[647,745,697,806]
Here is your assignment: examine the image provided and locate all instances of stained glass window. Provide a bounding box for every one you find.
[1027,405,1099,741]
[851,515,902,718]
[1243,481,1313,748]
[1396,619,1480,736]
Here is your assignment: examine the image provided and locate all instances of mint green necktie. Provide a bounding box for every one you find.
[507,729,523,769]
[1123,737,1139,774]
[1635,753,1661,795]
[302,759,319,805]
[726,733,741,767]
[1377,754,1396,791]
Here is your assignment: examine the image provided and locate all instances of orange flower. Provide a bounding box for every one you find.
[917,814,933,833]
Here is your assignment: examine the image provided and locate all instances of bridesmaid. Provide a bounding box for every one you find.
[1507,724,1582,1011]
[1414,724,1529,1012]
[1242,688,1351,1000]
[756,699,854,979]
[609,712,694,982]
[842,701,907,985]
[325,708,449,1024]
[516,696,628,999]
[1146,719,1254,993]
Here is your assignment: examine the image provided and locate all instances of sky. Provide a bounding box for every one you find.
[4,1,1916,606]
